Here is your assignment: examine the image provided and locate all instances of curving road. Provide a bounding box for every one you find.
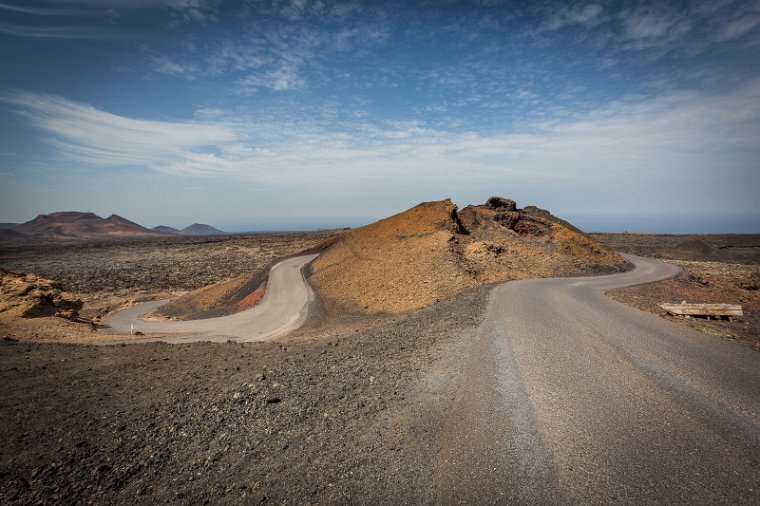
[437,254,760,505]
[102,254,318,344]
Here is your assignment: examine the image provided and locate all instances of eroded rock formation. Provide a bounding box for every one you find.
[0,269,82,319]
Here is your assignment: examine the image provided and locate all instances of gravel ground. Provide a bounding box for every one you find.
[0,286,489,505]
[0,232,339,297]
[589,233,760,264]
[592,233,760,351]
[606,260,760,351]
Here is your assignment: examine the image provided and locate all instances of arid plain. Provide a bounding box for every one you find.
[1,199,759,504]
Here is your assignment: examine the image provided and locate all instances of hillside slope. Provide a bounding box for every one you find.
[310,197,630,314]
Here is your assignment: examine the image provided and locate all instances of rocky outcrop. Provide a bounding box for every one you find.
[485,196,517,212]
[0,270,82,319]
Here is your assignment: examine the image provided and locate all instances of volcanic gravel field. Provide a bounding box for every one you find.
[0,286,489,505]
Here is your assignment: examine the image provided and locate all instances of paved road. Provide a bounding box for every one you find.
[437,255,760,505]
[102,254,318,344]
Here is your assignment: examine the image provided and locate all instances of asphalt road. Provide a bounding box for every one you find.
[437,254,760,505]
[102,254,318,343]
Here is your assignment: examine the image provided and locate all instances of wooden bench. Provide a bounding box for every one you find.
[659,302,743,321]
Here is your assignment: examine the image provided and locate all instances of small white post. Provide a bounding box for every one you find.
[130,323,134,335]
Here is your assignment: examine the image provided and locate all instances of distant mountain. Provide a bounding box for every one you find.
[153,225,182,235]
[151,223,225,236]
[11,212,167,240]
[181,223,225,236]
[0,213,226,241]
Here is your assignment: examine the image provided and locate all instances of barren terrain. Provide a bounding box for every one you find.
[0,231,340,341]
[0,285,489,505]
[2,222,759,504]
[592,233,760,350]
[589,233,760,264]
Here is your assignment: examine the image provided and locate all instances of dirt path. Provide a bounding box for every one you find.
[102,254,318,343]
[436,255,760,504]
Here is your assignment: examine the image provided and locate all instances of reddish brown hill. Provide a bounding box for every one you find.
[13,212,167,240]
[309,197,630,314]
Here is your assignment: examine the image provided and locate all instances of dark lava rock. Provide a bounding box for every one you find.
[485,197,517,212]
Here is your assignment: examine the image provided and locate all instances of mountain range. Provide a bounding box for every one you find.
[0,212,225,241]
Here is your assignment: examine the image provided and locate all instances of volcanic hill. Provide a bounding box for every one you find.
[152,225,182,235]
[152,223,225,236]
[181,223,225,236]
[309,197,630,314]
[12,212,166,240]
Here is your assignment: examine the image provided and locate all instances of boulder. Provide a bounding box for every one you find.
[485,197,517,211]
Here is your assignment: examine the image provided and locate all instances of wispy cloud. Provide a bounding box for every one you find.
[3,92,242,176]
[236,64,306,92]
[530,0,760,63]
[148,55,200,78]
[0,0,219,38]
[51,0,219,12]
[163,0,219,25]
[617,4,693,54]
[148,18,388,92]
[715,14,760,42]
[542,3,604,31]
[4,79,759,219]
[241,0,363,21]
[0,22,115,39]
[0,2,95,16]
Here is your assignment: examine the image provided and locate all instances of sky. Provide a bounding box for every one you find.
[0,0,759,233]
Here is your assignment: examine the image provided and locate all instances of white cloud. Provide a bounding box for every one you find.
[146,18,387,90]
[0,2,95,16]
[148,55,199,78]
[0,0,219,39]
[543,3,604,31]
[51,0,219,12]
[3,92,242,176]
[621,9,676,40]
[534,1,760,60]
[0,21,113,38]
[237,64,306,92]
[715,15,760,42]
[5,79,759,216]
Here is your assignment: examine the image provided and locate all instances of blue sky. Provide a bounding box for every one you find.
[0,0,759,232]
